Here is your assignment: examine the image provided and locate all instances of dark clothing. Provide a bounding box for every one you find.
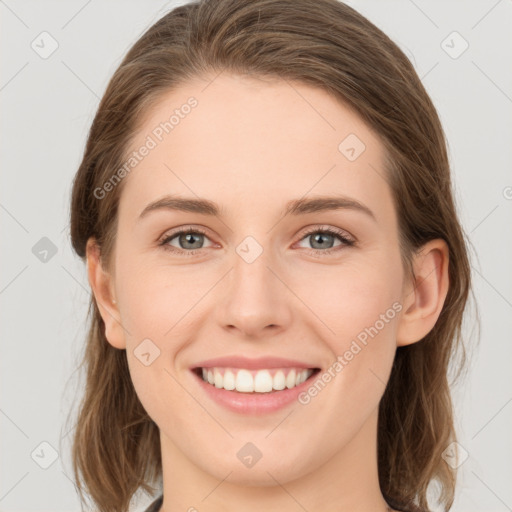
[143,495,163,512]
[142,493,428,512]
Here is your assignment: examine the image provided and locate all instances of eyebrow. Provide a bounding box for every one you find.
[138,194,376,221]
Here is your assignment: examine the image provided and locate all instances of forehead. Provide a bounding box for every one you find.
[118,73,393,225]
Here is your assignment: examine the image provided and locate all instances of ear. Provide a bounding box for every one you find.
[86,237,127,350]
[396,238,450,347]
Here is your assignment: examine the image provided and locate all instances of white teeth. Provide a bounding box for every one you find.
[214,369,223,388]
[296,370,307,386]
[254,370,273,392]
[199,367,314,393]
[235,369,254,392]
[273,370,286,390]
[286,369,296,389]
[223,370,236,390]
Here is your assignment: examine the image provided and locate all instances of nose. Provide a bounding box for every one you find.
[215,245,292,339]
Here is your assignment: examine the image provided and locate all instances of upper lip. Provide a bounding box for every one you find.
[191,355,320,370]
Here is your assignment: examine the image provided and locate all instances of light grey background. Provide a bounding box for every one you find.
[1,1,511,511]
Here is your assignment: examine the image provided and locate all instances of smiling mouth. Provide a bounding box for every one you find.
[192,366,321,393]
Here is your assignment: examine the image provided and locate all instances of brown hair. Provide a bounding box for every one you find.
[64,1,478,511]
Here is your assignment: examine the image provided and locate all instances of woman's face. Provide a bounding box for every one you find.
[98,73,410,485]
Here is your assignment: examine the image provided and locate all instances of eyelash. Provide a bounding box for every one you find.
[158,225,355,257]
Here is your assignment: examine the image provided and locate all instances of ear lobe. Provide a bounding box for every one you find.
[396,239,450,347]
[86,237,126,350]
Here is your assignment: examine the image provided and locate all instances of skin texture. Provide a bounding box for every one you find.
[86,73,449,512]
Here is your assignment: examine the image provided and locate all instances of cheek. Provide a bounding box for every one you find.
[292,256,401,413]
[115,253,202,339]
[115,259,209,410]
[295,262,400,430]
[295,257,402,349]
[119,266,195,417]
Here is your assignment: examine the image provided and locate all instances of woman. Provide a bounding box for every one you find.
[66,0,474,511]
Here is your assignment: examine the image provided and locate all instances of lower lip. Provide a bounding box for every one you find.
[190,369,320,415]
